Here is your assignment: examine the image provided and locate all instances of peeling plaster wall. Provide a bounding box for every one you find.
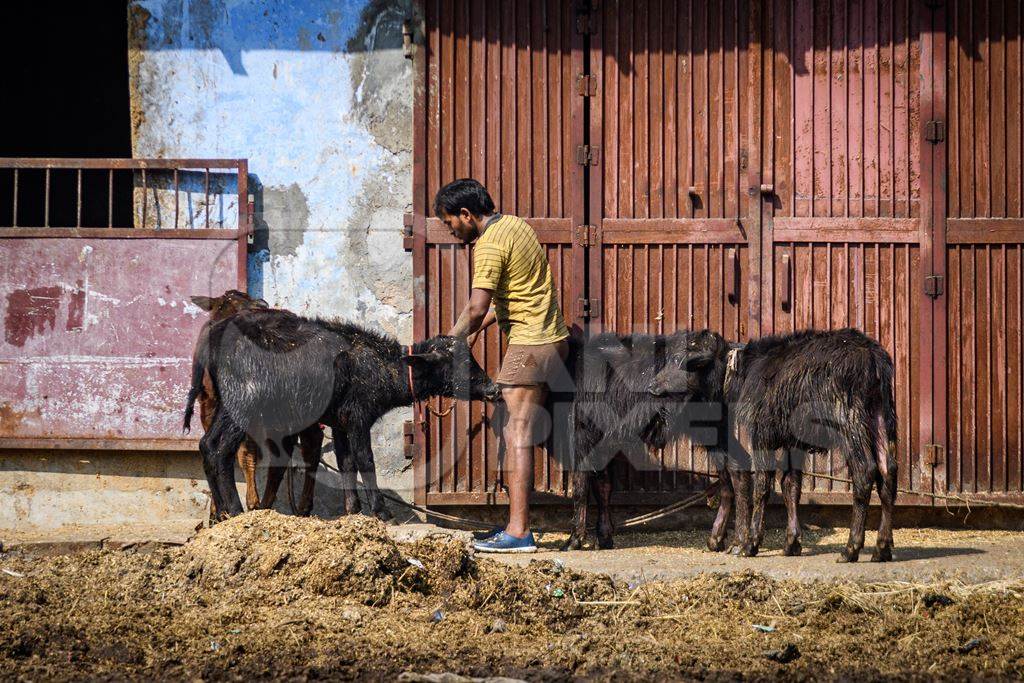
[127,0,416,514]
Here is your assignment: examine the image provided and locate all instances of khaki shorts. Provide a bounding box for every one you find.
[496,340,570,387]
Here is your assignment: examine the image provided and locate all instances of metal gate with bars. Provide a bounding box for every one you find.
[407,0,1024,508]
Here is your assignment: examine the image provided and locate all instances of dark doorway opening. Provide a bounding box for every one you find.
[0,2,133,227]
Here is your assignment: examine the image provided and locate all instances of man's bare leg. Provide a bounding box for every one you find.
[502,384,547,538]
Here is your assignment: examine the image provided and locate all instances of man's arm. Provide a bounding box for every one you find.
[448,287,493,338]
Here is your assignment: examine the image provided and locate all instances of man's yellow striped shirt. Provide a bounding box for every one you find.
[472,214,569,345]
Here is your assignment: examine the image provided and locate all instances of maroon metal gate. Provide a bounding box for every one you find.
[0,158,250,450]
[411,0,1024,507]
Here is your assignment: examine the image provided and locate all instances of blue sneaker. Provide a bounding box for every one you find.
[473,530,538,553]
[471,525,505,541]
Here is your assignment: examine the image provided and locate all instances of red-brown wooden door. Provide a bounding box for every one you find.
[585,0,754,502]
[410,0,586,505]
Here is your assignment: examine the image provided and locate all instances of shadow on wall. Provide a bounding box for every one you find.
[130,0,416,75]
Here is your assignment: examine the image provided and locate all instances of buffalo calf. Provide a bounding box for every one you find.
[648,328,898,562]
[188,308,500,519]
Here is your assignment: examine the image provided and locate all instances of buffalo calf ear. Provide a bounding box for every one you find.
[191,295,215,311]
[254,298,270,308]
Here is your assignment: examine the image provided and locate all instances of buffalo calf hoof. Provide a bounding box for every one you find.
[706,536,727,552]
[373,507,394,523]
[871,545,893,562]
[597,535,615,550]
[739,543,759,558]
[561,535,584,551]
[836,546,860,563]
[783,539,803,557]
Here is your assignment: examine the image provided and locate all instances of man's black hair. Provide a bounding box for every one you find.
[433,178,496,218]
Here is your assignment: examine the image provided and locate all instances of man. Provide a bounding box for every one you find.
[434,178,569,553]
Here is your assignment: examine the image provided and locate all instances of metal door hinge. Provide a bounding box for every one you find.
[574,224,597,247]
[923,443,944,466]
[924,273,944,298]
[576,74,597,97]
[924,119,945,144]
[577,297,601,320]
[576,145,601,166]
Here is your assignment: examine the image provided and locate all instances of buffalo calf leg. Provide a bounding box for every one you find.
[839,439,877,563]
[201,411,246,518]
[259,439,288,511]
[781,466,803,556]
[563,470,589,551]
[350,428,391,521]
[295,425,324,517]
[728,468,753,555]
[707,460,734,552]
[872,415,897,562]
[333,433,361,516]
[746,467,775,557]
[593,467,614,550]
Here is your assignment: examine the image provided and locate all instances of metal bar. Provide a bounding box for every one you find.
[43,168,50,228]
[12,168,17,226]
[140,168,148,229]
[0,158,245,169]
[205,167,210,228]
[108,169,113,228]
[76,169,82,228]
[173,168,179,229]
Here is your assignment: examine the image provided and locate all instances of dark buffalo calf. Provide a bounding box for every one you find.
[648,328,898,563]
[564,332,708,550]
[187,307,500,519]
[186,290,323,517]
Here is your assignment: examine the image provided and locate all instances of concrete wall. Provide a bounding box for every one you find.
[127,0,417,515]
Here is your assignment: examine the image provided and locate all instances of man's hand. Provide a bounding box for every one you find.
[448,288,493,339]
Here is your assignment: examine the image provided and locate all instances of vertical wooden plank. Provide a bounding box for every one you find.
[621,1,635,219]
[531,0,547,217]
[863,0,879,218]
[893,0,909,217]
[708,2,723,218]
[846,0,864,218]
[949,245,962,491]
[973,0,990,218]
[692,0,708,219]
[664,0,679,218]
[793,0,814,218]
[516,0,532,215]
[830,0,847,218]
[1007,0,1022,218]
[878,0,894,218]
[501,0,516,211]
[948,0,960,219]
[773,0,793,218]
[990,0,1006,218]
[547,0,562,217]
[812,0,830,218]
[455,0,470,180]
[746,0,764,337]
[650,0,665,219]
[486,0,501,203]
[635,0,651,218]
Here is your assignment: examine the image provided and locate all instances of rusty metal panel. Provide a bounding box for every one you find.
[414,1,585,503]
[0,158,249,450]
[0,235,240,447]
[944,0,1024,498]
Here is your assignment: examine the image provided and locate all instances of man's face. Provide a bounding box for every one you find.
[439,208,478,243]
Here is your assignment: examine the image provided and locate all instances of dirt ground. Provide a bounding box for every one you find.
[2,512,1024,681]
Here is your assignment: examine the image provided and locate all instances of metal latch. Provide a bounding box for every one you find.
[576,145,601,166]
[577,297,601,320]
[576,74,597,97]
[403,420,419,459]
[923,443,944,466]
[574,224,597,247]
[924,274,944,298]
[924,120,945,144]
[402,212,415,251]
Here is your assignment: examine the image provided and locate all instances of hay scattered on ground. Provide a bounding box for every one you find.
[1,510,1022,681]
